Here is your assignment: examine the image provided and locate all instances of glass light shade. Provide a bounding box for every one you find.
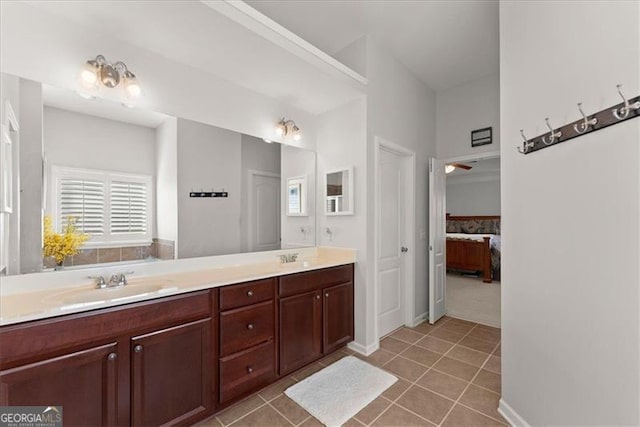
[274,123,286,137]
[124,76,141,99]
[445,165,456,174]
[80,61,99,88]
[293,132,301,141]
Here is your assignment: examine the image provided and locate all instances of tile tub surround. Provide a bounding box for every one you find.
[0,246,356,326]
[194,317,505,427]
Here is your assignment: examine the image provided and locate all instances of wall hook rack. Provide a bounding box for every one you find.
[517,84,640,155]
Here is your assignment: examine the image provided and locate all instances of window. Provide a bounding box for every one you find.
[51,166,152,247]
[286,176,307,216]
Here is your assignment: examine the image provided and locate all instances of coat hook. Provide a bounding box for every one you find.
[573,102,598,134]
[541,118,562,145]
[612,84,640,120]
[517,129,534,154]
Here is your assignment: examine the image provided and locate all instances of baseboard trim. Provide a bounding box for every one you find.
[498,399,529,427]
[411,312,427,327]
[348,340,379,356]
[446,311,501,329]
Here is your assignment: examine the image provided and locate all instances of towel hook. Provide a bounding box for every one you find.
[612,84,640,120]
[541,118,562,145]
[573,102,598,134]
[517,129,535,154]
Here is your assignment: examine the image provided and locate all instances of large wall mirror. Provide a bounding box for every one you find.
[1,74,316,276]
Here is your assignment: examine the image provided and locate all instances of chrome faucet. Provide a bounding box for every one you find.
[90,271,133,289]
[278,253,299,263]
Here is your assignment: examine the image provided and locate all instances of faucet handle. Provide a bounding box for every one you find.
[89,275,107,289]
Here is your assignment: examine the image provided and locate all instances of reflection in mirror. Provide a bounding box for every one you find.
[1,74,316,275]
[325,167,354,216]
[286,176,307,216]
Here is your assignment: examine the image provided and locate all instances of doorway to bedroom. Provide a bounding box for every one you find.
[429,154,501,328]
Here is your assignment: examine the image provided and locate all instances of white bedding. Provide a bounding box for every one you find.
[447,233,501,251]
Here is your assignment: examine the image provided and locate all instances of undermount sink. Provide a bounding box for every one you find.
[278,259,320,269]
[44,280,178,307]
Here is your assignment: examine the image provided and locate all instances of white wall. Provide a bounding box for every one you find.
[324,36,437,352]
[0,2,317,152]
[240,134,281,252]
[18,79,43,274]
[366,38,437,345]
[316,97,368,346]
[281,144,317,249]
[446,178,500,216]
[500,2,639,425]
[44,107,157,176]
[176,118,242,258]
[436,73,500,159]
[155,117,178,244]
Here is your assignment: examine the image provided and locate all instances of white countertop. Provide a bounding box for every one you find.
[0,247,356,326]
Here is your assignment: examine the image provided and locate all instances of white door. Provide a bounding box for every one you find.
[377,148,407,337]
[250,172,281,252]
[429,158,446,323]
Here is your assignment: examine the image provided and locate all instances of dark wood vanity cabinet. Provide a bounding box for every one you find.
[0,343,119,426]
[279,290,323,374]
[0,290,214,427]
[218,278,277,405]
[131,318,212,426]
[0,263,354,426]
[279,264,354,375]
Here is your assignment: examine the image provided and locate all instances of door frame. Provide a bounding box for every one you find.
[428,149,500,320]
[373,136,416,341]
[247,169,281,252]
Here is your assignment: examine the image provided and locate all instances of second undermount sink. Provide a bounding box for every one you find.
[45,280,178,307]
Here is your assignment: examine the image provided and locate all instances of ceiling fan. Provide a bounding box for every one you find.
[445,163,472,174]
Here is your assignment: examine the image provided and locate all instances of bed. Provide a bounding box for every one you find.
[446,215,501,283]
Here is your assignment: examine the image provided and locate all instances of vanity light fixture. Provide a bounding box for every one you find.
[80,55,141,100]
[275,118,302,141]
[445,165,456,174]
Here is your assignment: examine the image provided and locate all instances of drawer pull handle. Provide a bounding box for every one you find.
[108,352,117,361]
[134,345,143,353]
[247,323,254,330]
[247,366,253,374]
[247,290,254,297]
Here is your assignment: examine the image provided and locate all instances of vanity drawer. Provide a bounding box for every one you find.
[219,278,275,311]
[219,340,275,403]
[279,264,353,297]
[219,301,274,357]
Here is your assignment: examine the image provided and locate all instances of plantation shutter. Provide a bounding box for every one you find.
[110,180,148,234]
[59,178,105,235]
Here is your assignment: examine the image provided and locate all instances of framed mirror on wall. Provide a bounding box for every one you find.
[325,167,354,216]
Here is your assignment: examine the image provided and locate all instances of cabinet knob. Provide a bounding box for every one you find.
[316,294,320,299]
[247,366,253,374]
[247,290,254,297]
[325,293,329,298]
[108,352,117,361]
[247,323,254,330]
[134,345,143,353]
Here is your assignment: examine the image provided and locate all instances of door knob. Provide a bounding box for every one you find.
[401,246,409,253]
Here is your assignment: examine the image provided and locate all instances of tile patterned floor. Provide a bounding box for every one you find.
[194,316,504,427]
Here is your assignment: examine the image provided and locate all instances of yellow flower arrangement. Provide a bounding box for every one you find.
[43,215,89,266]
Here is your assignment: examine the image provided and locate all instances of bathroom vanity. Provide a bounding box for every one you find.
[0,261,354,426]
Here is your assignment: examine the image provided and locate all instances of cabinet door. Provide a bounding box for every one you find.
[323,282,354,354]
[131,318,212,426]
[279,290,322,375]
[0,343,119,427]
